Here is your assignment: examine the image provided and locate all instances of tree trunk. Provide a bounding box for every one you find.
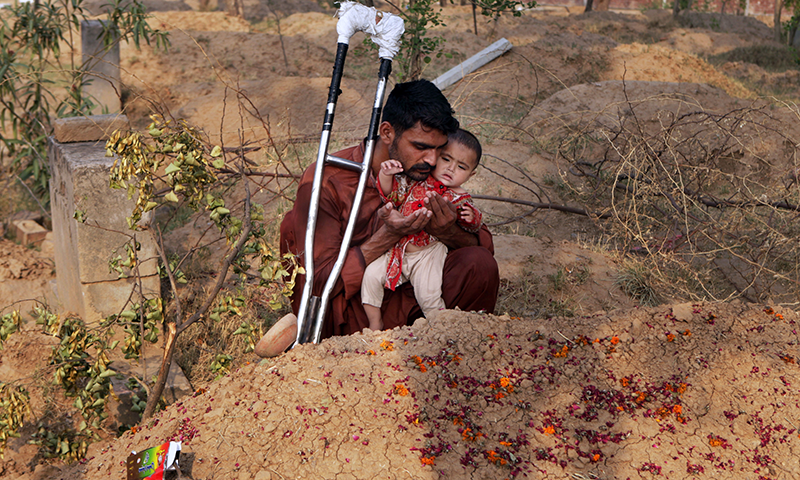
[142,322,177,420]
[774,0,784,43]
[363,0,374,6]
[441,0,447,6]
[585,0,594,12]
[673,0,681,17]
[472,2,478,35]
[226,0,243,18]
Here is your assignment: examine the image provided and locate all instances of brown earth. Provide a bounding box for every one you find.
[51,303,800,480]
[2,2,800,479]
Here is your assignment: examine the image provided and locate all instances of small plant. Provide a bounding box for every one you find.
[542,299,575,318]
[366,0,535,81]
[548,268,568,292]
[615,260,660,307]
[108,115,302,420]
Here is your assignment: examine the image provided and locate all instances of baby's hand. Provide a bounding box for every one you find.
[459,205,475,224]
[380,159,404,176]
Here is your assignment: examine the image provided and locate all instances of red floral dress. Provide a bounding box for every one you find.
[379,175,482,290]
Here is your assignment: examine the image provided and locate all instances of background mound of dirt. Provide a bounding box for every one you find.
[59,302,800,480]
[676,11,775,39]
[146,11,252,32]
[604,44,753,98]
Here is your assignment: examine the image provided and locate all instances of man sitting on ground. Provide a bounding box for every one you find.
[255,79,499,357]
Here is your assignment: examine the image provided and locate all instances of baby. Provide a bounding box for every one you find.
[362,128,483,330]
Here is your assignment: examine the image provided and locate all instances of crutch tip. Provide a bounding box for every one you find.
[255,313,298,358]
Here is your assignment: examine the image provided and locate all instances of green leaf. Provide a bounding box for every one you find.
[164,191,180,203]
[232,326,247,336]
[165,162,181,175]
[210,145,222,157]
[212,158,225,169]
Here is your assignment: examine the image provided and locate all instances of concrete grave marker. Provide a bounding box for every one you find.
[81,20,121,115]
[48,115,160,324]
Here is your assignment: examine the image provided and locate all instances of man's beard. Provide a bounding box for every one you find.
[389,138,431,182]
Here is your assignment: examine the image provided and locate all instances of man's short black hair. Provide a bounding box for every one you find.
[450,128,482,169]
[382,79,459,138]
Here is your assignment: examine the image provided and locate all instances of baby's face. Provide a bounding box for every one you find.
[432,142,476,189]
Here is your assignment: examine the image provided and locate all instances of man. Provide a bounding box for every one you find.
[255,80,499,357]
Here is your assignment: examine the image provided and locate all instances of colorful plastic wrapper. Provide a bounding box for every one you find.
[126,441,181,480]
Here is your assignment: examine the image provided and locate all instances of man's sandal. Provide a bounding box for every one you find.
[254,313,297,358]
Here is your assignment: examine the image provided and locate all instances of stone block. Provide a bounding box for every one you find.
[82,20,121,114]
[8,210,43,224]
[48,137,160,324]
[53,114,130,144]
[40,232,55,259]
[108,352,194,429]
[82,276,160,320]
[12,219,49,246]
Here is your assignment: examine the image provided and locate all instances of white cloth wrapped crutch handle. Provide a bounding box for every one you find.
[336,1,404,59]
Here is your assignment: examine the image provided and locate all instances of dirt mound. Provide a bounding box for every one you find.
[55,302,800,480]
[492,235,637,317]
[523,80,749,131]
[146,11,252,32]
[604,44,753,98]
[242,0,325,21]
[721,61,800,94]
[0,239,51,282]
[677,11,775,40]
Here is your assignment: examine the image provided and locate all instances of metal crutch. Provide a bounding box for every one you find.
[294,2,404,346]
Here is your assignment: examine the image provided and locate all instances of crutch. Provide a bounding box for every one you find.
[294,2,404,346]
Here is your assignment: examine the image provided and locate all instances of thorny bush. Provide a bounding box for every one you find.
[548,92,800,305]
